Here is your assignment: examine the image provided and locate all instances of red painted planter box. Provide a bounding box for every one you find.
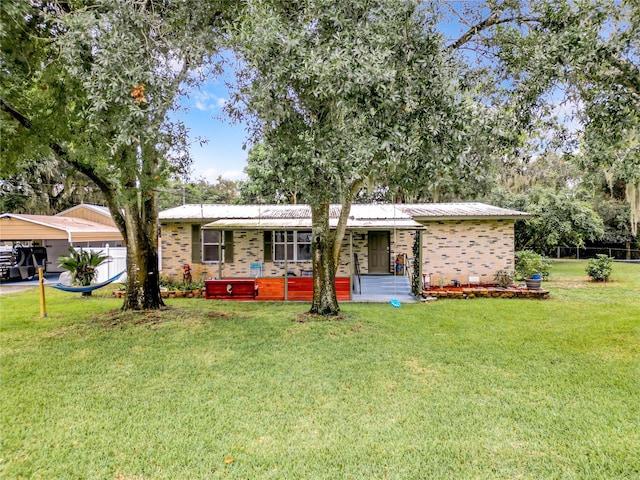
[205,277,351,301]
[286,277,351,301]
[204,279,257,300]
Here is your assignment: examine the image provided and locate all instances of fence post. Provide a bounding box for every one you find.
[106,244,111,279]
[39,267,47,318]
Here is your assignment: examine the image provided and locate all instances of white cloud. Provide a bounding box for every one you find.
[196,167,247,182]
[192,91,228,112]
[221,170,247,181]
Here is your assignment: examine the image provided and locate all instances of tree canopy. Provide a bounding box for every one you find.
[229,0,476,314]
[446,0,639,233]
[1,0,235,309]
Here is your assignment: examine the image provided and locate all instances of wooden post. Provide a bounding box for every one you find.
[349,231,353,299]
[418,230,423,290]
[218,232,223,279]
[38,267,47,318]
[284,234,289,301]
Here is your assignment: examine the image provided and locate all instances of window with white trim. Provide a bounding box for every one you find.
[273,230,312,262]
[203,230,223,262]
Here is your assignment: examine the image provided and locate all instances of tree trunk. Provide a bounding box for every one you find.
[310,203,339,315]
[309,182,361,316]
[121,201,164,310]
[116,147,164,311]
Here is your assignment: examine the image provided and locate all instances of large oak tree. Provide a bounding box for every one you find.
[1,0,234,309]
[229,0,473,315]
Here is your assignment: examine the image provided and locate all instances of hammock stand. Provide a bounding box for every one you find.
[49,271,125,293]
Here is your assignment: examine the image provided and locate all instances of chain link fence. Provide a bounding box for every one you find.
[556,246,640,261]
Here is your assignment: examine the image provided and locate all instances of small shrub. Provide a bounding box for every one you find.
[515,250,551,280]
[493,270,513,288]
[160,276,180,289]
[585,254,614,282]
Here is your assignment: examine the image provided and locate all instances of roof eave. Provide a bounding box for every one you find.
[414,215,531,222]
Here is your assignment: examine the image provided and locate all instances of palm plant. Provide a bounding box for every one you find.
[58,248,109,296]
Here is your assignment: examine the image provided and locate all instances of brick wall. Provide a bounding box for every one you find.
[161,221,514,285]
[161,224,364,279]
[160,222,194,283]
[421,219,514,286]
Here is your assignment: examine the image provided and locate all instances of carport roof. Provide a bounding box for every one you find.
[0,213,123,243]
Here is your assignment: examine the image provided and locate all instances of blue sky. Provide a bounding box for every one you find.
[176,71,250,182]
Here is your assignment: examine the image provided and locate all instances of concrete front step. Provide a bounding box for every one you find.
[351,293,418,303]
[353,275,414,301]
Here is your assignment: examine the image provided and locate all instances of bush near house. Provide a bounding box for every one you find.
[515,250,552,280]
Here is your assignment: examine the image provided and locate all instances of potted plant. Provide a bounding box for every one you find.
[515,250,551,290]
[113,283,127,298]
[160,276,179,298]
[58,247,109,297]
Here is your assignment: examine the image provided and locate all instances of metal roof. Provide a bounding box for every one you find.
[399,203,530,220]
[161,202,529,225]
[0,213,123,242]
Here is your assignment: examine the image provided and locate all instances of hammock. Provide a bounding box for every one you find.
[49,271,125,293]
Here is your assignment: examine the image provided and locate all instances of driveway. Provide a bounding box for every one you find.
[0,273,58,295]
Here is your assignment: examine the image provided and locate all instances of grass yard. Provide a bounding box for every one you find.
[1,260,639,479]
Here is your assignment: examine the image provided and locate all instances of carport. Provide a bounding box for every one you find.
[0,213,123,273]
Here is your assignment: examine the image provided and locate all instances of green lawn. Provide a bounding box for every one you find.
[1,260,639,479]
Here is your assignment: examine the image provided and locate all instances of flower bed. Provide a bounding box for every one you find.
[424,286,550,300]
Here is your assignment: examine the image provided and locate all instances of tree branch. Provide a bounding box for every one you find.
[2,97,126,231]
[331,179,363,268]
[0,99,32,128]
[49,143,127,233]
[449,13,539,50]
[600,50,640,97]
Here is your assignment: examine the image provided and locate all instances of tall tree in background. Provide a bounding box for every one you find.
[157,176,241,210]
[240,143,312,205]
[230,0,471,315]
[0,157,105,214]
[447,0,639,235]
[1,1,234,309]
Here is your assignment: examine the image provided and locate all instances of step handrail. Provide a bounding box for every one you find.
[353,253,362,294]
[403,253,412,279]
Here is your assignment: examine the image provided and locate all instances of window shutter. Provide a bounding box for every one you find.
[224,231,234,263]
[263,231,272,262]
[191,225,202,263]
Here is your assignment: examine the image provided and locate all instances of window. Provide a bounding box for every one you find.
[202,230,234,263]
[203,230,222,262]
[272,230,312,262]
